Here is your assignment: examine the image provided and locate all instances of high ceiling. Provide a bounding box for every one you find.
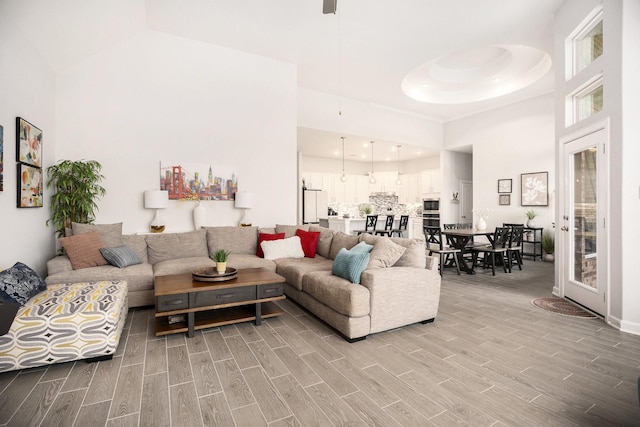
[1,0,564,161]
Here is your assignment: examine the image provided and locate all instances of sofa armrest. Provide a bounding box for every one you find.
[425,255,438,271]
[360,266,441,334]
[46,255,73,276]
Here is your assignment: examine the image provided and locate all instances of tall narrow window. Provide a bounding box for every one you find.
[573,13,603,74]
[573,78,603,123]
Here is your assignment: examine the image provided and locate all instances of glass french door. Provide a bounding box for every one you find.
[562,128,607,316]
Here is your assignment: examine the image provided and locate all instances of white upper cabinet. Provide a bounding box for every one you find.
[421,169,441,195]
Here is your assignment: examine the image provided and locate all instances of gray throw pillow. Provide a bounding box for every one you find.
[0,262,47,305]
[100,246,142,268]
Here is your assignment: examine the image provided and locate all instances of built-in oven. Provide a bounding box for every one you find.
[423,198,440,228]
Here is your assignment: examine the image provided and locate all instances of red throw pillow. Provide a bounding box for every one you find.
[296,229,321,258]
[257,233,286,258]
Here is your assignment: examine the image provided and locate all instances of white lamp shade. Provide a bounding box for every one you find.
[144,190,169,209]
[235,192,254,209]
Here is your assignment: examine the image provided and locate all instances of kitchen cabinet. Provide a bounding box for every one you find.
[421,169,441,195]
[409,217,425,240]
[356,175,371,203]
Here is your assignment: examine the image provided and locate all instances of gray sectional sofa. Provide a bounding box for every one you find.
[46,223,441,340]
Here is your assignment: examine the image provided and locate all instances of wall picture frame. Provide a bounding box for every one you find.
[498,178,512,193]
[0,124,3,192]
[16,117,42,168]
[499,194,511,206]
[521,171,548,206]
[17,163,43,208]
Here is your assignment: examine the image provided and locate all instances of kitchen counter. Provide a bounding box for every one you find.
[320,216,424,239]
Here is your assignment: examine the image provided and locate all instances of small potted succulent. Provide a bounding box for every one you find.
[211,249,231,274]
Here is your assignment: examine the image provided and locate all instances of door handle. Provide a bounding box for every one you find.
[560,226,568,231]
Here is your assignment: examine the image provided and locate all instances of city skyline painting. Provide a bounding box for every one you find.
[160,161,238,201]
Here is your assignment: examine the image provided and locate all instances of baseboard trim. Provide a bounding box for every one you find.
[617,317,640,336]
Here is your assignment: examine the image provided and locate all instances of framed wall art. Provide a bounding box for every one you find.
[499,194,511,206]
[16,117,42,168]
[497,178,512,193]
[160,161,238,201]
[17,163,43,208]
[521,171,548,206]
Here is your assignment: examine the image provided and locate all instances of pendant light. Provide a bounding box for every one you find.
[340,136,347,182]
[369,141,376,184]
[396,145,402,185]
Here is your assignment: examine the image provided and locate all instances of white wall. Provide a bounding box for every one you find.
[55,30,298,235]
[440,151,472,224]
[446,94,556,232]
[0,9,56,275]
[554,0,640,334]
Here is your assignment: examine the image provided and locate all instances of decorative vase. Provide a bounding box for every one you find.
[544,254,555,262]
[193,201,207,230]
[476,217,487,231]
[216,262,227,274]
[527,219,536,228]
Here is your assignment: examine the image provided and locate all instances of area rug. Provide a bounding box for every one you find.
[531,297,597,318]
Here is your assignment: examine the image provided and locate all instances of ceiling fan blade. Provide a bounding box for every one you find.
[323,0,337,14]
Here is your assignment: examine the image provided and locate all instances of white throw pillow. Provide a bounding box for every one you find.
[261,236,305,260]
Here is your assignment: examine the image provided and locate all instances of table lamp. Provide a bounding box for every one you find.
[144,190,169,233]
[234,191,254,227]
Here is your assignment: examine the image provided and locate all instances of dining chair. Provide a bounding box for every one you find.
[471,227,511,275]
[390,215,409,237]
[354,215,378,235]
[424,225,460,276]
[375,215,395,236]
[506,225,524,271]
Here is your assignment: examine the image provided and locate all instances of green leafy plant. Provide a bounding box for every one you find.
[360,204,373,215]
[542,232,555,255]
[211,249,231,262]
[46,160,106,238]
[525,209,537,220]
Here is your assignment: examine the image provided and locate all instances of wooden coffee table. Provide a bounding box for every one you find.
[154,267,286,337]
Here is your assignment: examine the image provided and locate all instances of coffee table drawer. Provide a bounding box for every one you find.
[190,286,256,307]
[157,294,189,312]
[258,283,283,299]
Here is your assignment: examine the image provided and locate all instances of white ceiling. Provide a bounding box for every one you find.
[1,0,564,162]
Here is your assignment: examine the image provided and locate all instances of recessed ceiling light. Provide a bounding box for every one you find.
[492,77,501,82]
[333,150,339,155]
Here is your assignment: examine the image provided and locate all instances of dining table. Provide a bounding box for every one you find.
[441,228,494,274]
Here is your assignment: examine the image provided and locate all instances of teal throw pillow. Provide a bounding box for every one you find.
[99,245,142,268]
[331,248,370,284]
[350,241,374,254]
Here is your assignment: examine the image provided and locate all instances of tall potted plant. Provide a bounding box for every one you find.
[46,160,107,237]
[542,231,555,262]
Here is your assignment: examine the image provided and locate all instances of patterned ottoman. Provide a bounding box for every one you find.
[0,280,128,372]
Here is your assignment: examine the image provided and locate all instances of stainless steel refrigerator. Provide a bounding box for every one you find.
[302,189,328,224]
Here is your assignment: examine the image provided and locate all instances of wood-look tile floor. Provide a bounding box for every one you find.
[2,261,640,426]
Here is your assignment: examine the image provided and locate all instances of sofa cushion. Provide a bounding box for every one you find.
[359,234,406,269]
[331,248,370,284]
[99,246,142,268]
[72,222,123,247]
[121,234,149,263]
[257,233,285,258]
[227,254,277,272]
[153,257,215,277]
[350,241,374,254]
[309,225,335,258]
[0,262,47,305]
[329,232,360,260]
[59,232,109,270]
[45,263,153,294]
[274,257,333,291]
[302,270,370,317]
[276,224,309,238]
[261,236,305,260]
[206,226,258,255]
[146,230,208,264]
[390,237,426,268]
[296,229,320,258]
